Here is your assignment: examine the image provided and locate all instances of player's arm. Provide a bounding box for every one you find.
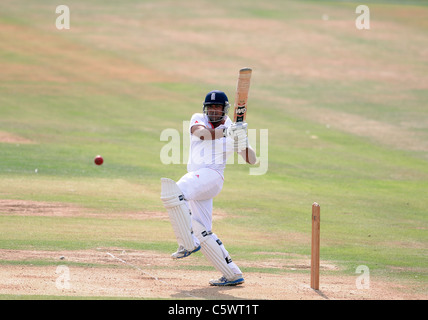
[231,123,256,165]
[191,125,225,140]
[191,117,227,140]
[238,146,257,165]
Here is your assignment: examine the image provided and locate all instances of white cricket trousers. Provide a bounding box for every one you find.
[177,168,223,231]
[177,168,242,276]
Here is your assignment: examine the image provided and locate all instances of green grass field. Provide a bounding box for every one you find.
[0,0,427,299]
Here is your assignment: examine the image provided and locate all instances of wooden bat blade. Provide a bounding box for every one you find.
[233,67,252,123]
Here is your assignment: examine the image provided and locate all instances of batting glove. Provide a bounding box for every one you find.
[233,129,248,152]
[223,122,248,138]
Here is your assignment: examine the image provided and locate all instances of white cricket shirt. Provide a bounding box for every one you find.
[187,113,234,177]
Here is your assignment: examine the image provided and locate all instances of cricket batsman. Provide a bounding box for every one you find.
[161,90,257,286]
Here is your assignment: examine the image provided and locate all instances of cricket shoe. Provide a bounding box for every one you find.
[209,274,245,286]
[171,245,201,259]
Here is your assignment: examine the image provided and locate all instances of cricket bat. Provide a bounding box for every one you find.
[233,67,252,123]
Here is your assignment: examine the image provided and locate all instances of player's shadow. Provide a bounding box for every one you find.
[172,285,246,300]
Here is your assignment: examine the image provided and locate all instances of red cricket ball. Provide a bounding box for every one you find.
[94,155,103,165]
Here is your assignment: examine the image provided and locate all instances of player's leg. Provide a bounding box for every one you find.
[174,167,223,245]
[161,169,219,260]
[178,169,243,285]
[208,233,244,286]
[160,178,200,259]
[195,217,244,286]
[187,196,243,286]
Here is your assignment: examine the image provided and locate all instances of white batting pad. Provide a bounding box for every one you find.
[192,220,240,279]
[160,178,196,251]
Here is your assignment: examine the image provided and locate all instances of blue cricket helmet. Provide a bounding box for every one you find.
[202,90,230,123]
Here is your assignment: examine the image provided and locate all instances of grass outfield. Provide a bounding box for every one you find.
[0,0,427,299]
